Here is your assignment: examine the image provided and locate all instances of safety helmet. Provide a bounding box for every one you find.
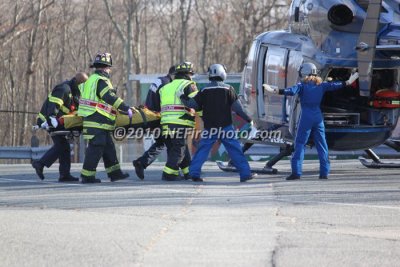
[299,62,318,77]
[208,64,227,81]
[91,52,112,68]
[175,61,195,75]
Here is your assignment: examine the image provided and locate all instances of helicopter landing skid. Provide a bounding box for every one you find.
[359,157,400,169]
[216,161,278,174]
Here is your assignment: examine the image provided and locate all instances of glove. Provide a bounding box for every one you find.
[345,72,359,86]
[248,121,258,140]
[263,84,279,94]
[239,121,256,139]
[49,116,58,128]
[40,121,49,129]
[128,108,133,119]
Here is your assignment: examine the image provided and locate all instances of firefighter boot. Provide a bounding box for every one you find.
[81,176,101,184]
[109,170,129,182]
[32,160,45,180]
[162,172,183,181]
[59,174,79,182]
[132,160,145,180]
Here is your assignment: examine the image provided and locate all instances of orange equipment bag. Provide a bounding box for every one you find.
[369,89,400,108]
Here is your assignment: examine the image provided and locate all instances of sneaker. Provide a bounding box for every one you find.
[184,174,203,182]
[162,173,183,181]
[132,160,145,180]
[240,173,257,182]
[110,172,129,182]
[32,160,45,180]
[58,174,79,182]
[319,175,328,179]
[81,177,101,183]
[286,174,300,180]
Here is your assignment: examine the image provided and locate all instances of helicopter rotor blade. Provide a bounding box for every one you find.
[356,0,383,97]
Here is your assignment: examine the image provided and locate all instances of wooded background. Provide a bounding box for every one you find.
[0,0,289,147]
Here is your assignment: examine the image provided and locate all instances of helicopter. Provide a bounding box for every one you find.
[217,0,400,174]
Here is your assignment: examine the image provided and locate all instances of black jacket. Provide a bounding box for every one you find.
[145,74,172,112]
[37,79,78,126]
[193,81,251,129]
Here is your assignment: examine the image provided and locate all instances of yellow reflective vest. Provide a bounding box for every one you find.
[159,79,197,128]
[77,73,117,131]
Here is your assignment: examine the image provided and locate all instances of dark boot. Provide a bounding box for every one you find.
[319,175,328,179]
[191,177,204,182]
[81,176,101,183]
[32,160,45,180]
[184,174,203,182]
[162,172,183,181]
[286,174,300,180]
[240,173,257,182]
[109,171,129,182]
[132,160,145,180]
[59,174,79,182]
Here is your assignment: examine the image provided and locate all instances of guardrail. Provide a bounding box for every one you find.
[0,146,52,160]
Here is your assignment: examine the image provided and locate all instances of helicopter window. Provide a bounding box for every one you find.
[263,46,287,122]
[265,54,282,87]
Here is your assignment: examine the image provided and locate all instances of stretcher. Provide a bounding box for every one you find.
[369,89,400,108]
[62,106,160,130]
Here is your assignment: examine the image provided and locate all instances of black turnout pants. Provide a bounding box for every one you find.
[39,135,71,176]
[137,134,165,168]
[164,135,191,175]
[81,130,121,178]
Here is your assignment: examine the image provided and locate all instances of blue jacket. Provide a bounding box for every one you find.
[282,81,345,110]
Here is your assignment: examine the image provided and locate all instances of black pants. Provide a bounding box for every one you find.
[81,131,121,178]
[137,134,165,168]
[163,135,191,176]
[39,135,71,176]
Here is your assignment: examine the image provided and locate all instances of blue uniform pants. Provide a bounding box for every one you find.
[189,125,251,179]
[291,108,330,177]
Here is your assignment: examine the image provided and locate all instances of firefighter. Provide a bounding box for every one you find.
[159,61,198,181]
[132,65,175,180]
[32,72,88,182]
[183,64,256,182]
[78,52,133,183]
[264,62,359,180]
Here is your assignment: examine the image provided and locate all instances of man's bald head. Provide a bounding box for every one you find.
[74,72,88,85]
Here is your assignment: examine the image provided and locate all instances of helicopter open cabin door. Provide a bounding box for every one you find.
[261,46,288,124]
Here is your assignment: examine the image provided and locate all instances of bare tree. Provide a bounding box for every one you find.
[150,0,180,69]
[0,0,289,148]
[178,0,193,61]
[19,0,49,145]
[229,0,287,69]
[193,0,210,72]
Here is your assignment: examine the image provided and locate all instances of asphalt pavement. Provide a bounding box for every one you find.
[0,160,399,267]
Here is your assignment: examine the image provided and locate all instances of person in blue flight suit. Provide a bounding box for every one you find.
[182,63,257,182]
[132,66,175,180]
[263,62,359,180]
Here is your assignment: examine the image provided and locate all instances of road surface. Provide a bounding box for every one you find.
[0,160,399,266]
